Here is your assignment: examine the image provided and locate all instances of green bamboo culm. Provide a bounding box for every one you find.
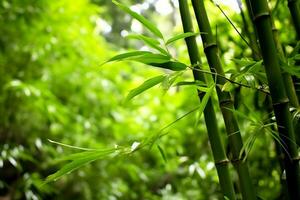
[270,15,299,108]
[178,1,236,199]
[248,0,300,199]
[191,1,256,199]
[287,0,300,39]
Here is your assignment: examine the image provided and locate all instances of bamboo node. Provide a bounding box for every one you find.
[215,159,230,166]
[231,157,245,164]
[272,98,289,106]
[291,156,300,162]
[253,12,269,22]
[204,42,217,51]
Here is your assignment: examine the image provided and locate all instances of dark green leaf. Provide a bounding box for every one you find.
[148,61,187,71]
[157,144,167,162]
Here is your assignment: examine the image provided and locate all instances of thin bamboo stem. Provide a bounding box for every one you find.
[248,0,300,198]
[191,1,256,199]
[287,0,300,39]
[178,0,236,199]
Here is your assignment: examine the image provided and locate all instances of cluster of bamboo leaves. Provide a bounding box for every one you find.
[44,1,300,199]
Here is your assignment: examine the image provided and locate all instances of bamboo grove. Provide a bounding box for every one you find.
[43,0,300,199]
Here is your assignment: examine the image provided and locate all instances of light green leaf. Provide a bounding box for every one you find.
[232,58,256,68]
[166,32,200,45]
[132,53,171,64]
[125,75,165,102]
[197,85,214,119]
[113,0,163,38]
[127,34,169,55]
[45,150,114,183]
[101,51,152,65]
[221,81,234,92]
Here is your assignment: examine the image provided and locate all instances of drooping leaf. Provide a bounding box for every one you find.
[166,32,201,45]
[127,34,169,55]
[196,85,214,119]
[45,150,115,183]
[157,144,167,162]
[125,75,165,102]
[113,0,163,38]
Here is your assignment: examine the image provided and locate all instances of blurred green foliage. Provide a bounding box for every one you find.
[0,0,298,199]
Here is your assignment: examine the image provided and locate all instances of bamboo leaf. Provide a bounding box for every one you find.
[45,150,113,183]
[197,85,214,119]
[147,61,187,71]
[127,34,169,55]
[132,53,171,64]
[166,32,201,45]
[232,58,256,68]
[101,51,152,65]
[113,0,163,38]
[125,75,165,102]
[161,71,184,91]
[157,144,167,162]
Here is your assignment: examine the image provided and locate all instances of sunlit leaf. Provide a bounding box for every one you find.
[166,32,201,45]
[45,150,115,183]
[101,51,152,65]
[127,34,169,55]
[125,75,165,102]
[113,0,163,38]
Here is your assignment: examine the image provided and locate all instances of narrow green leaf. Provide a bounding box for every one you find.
[232,58,256,68]
[132,53,171,64]
[197,85,214,119]
[113,0,163,38]
[101,51,152,65]
[127,34,169,55]
[175,81,206,87]
[148,61,187,71]
[221,82,234,92]
[157,144,167,162]
[125,75,165,102]
[45,150,112,183]
[166,32,201,45]
[161,71,183,91]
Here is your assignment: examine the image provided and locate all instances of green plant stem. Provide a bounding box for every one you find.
[178,1,236,199]
[270,18,299,108]
[191,1,256,199]
[287,0,300,39]
[238,0,261,60]
[248,0,300,199]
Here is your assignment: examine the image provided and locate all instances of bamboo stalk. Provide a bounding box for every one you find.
[178,1,236,199]
[270,16,299,108]
[287,0,300,39]
[248,0,300,198]
[237,0,261,60]
[191,1,256,199]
